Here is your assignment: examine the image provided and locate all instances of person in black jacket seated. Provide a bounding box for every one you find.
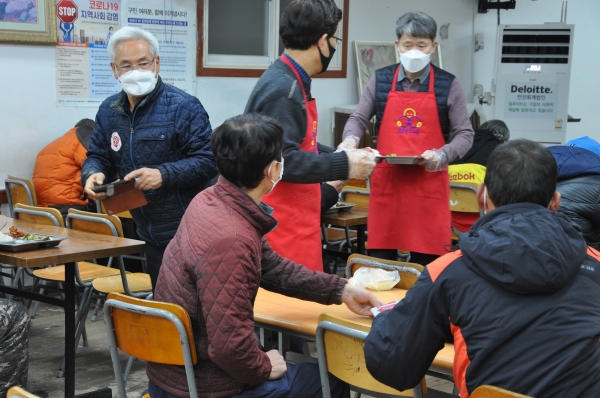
[365,139,600,397]
[550,136,600,249]
[448,119,509,232]
[450,119,509,168]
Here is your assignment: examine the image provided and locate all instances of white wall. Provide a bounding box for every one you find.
[0,0,474,181]
[472,0,600,142]
[200,0,475,144]
[14,0,597,181]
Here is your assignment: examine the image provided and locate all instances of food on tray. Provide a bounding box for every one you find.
[0,233,14,242]
[22,234,51,241]
[7,227,50,241]
[387,153,397,156]
[9,226,25,238]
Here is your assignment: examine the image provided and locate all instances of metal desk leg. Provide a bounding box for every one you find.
[64,262,76,398]
[356,225,366,254]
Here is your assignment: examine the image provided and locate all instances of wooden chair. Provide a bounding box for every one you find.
[96,199,147,275]
[449,183,482,239]
[11,204,65,316]
[6,386,40,398]
[317,312,426,398]
[345,253,423,290]
[5,175,37,216]
[62,209,150,322]
[321,186,370,265]
[340,186,370,208]
[13,203,64,227]
[32,209,129,377]
[471,385,532,398]
[103,292,198,398]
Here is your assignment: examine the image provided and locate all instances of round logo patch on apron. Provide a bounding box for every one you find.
[111,132,122,152]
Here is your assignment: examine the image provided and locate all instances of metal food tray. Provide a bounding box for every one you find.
[325,202,355,214]
[376,156,422,164]
[0,233,66,252]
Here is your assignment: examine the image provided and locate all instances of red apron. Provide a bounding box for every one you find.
[368,66,451,255]
[263,55,323,271]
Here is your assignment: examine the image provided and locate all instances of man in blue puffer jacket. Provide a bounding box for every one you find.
[550,136,600,250]
[82,26,217,289]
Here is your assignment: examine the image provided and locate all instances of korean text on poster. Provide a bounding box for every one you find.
[504,82,559,120]
[124,0,195,94]
[55,0,122,106]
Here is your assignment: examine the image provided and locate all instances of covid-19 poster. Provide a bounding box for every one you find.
[55,0,195,106]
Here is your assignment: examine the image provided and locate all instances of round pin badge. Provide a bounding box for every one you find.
[111,132,122,151]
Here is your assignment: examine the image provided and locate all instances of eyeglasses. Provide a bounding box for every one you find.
[330,35,342,46]
[115,58,156,73]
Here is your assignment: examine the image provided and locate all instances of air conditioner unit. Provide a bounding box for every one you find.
[493,23,574,144]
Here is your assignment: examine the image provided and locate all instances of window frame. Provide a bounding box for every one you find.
[196,0,349,78]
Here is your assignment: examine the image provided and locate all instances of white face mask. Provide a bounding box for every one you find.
[118,66,157,97]
[266,158,284,194]
[399,49,432,73]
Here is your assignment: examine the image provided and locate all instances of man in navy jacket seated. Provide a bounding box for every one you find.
[365,139,600,397]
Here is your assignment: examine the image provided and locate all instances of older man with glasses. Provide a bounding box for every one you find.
[82,26,217,290]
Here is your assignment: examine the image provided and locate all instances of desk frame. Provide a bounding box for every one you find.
[322,208,368,254]
[0,216,144,398]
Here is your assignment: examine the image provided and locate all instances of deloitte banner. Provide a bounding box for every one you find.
[504,82,558,120]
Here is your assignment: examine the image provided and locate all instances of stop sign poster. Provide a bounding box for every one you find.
[55,0,122,105]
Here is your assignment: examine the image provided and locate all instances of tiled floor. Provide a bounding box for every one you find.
[25,300,455,397]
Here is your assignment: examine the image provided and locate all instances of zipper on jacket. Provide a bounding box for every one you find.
[117,107,157,245]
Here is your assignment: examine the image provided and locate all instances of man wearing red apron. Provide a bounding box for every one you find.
[341,12,474,265]
[245,0,375,272]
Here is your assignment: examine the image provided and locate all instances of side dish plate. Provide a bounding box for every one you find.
[325,202,356,214]
[376,156,423,164]
[0,233,66,252]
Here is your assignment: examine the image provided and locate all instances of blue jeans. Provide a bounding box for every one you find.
[148,362,350,398]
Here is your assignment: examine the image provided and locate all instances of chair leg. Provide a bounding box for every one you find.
[91,295,105,322]
[123,356,135,386]
[6,267,24,300]
[29,279,47,318]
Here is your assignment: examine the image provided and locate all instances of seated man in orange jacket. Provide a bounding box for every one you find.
[32,119,96,219]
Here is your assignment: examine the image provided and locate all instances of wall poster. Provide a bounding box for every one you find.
[55,0,195,106]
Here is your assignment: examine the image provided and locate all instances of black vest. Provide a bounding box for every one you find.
[374,64,454,143]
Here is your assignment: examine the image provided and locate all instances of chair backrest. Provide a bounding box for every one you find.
[340,186,370,208]
[449,183,482,214]
[5,175,37,216]
[470,385,532,398]
[343,178,368,188]
[13,203,64,227]
[104,292,198,398]
[7,386,40,398]
[316,313,424,398]
[346,254,423,290]
[66,208,123,237]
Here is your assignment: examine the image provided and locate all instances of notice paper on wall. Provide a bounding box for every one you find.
[55,0,196,106]
[503,82,559,120]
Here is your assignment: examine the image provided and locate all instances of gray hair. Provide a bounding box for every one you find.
[107,26,159,62]
[480,119,510,142]
[395,12,437,41]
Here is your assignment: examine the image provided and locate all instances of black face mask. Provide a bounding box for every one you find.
[318,39,336,74]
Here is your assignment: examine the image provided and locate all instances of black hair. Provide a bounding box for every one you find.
[480,119,510,142]
[280,0,342,50]
[484,139,557,208]
[211,114,283,190]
